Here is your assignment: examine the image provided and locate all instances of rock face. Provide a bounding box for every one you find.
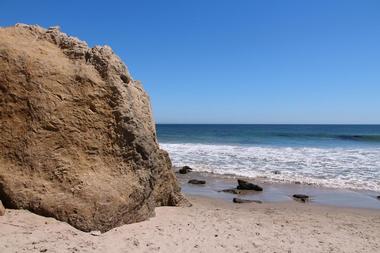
[0,200,5,216]
[0,24,186,232]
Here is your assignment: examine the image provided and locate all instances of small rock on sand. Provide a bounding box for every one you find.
[220,188,242,194]
[237,179,263,191]
[233,198,262,204]
[293,194,309,202]
[188,179,206,185]
[0,200,5,216]
[179,166,192,174]
[90,231,102,236]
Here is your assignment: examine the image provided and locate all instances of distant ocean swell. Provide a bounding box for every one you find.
[273,133,380,143]
[160,143,380,192]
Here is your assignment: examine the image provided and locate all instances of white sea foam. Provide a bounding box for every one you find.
[160,143,380,192]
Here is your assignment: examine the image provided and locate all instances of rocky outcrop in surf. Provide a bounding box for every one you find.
[0,24,186,232]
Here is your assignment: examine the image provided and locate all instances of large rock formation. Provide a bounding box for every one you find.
[0,24,186,232]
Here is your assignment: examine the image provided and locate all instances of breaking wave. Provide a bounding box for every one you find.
[161,143,380,192]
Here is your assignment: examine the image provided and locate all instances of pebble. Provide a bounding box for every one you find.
[90,231,102,236]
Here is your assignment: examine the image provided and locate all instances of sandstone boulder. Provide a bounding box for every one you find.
[0,24,186,232]
[0,200,5,216]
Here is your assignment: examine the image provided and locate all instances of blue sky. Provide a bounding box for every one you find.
[1,0,380,124]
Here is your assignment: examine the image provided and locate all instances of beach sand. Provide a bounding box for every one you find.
[1,194,380,253]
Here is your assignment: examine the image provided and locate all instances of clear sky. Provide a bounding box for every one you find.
[1,0,380,124]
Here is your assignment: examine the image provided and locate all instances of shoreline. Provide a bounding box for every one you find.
[1,168,379,252]
[176,168,380,210]
[161,141,380,193]
[1,195,380,252]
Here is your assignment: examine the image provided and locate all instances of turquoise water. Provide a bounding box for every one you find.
[157,124,380,192]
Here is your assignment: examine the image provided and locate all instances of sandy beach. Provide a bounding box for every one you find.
[1,11,380,253]
[1,194,380,253]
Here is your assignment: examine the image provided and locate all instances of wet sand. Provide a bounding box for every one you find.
[177,170,380,209]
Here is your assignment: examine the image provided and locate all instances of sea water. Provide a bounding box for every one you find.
[157,124,380,192]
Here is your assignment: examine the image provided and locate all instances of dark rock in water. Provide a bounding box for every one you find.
[377,196,380,200]
[233,198,262,204]
[293,194,309,202]
[188,179,206,185]
[179,166,193,174]
[220,188,242,194]
[237,179,263,191]
[273,170,281,175]
[294,181,301,184]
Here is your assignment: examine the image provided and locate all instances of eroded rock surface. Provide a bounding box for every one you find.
[0,200,5,216]
[0,24,186,232]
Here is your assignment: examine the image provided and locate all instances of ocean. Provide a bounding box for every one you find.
[157,124,380,192]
